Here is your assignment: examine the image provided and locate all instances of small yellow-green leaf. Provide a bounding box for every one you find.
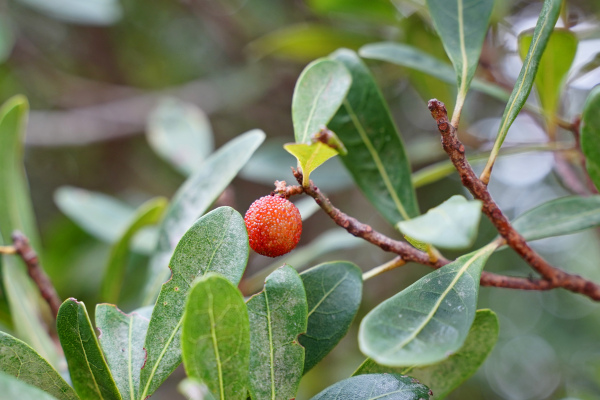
[518,29,577,125]
[284,142,338,187]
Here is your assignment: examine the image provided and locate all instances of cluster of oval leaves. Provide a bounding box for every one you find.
[2,0,600,398]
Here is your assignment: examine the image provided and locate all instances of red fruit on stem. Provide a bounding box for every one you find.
[244,195,302,257]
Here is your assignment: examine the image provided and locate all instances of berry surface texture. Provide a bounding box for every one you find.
[244,195,302,257]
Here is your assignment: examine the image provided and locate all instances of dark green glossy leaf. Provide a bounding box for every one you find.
[182,274,250,400]
[57,298,121,400]
[299,261,362,373]
[328,49,419,223]
[426,0,494,118]
[518,29,577,124]
[397,195,483,250]
[310,373,431,400]
[247,266,307,400]
[284,142,339,186]
[143,129,264,304]
[139,207,249,399]
[0,95,58,367]
[359,244,497,366]
[581,85,600,192]
[482,0,562,182]
[359,42,511,104]
[0,331,79,400]
[292,58,351,144]
[147,98,214,176]
[0,371,60,400]
[100,197,167,304]
[512,195,600,241]
[355,309,499,399]
[95,304,150,400]
[247,24,375,62]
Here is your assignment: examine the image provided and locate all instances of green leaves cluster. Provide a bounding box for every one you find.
[1,0,598,398]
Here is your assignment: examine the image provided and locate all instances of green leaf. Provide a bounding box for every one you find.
[0,95,59,367]
[147,98,214,176]
[0,331,79,400]
[247,266,308,400]
[57,298,121,400]
[310,373,431,400]
[139,207,249,399]
[54,186,137,244]
[181,273,250,400]
[100,197,167,304]
[284,142,339,186]
[359,243,497,367]
[307,0,400,24]
[581,85,600,192]
[358,42,512,104]
[354,309,499,400]
[397,195,483,250]
[95,304,150,400]
[142,129,265,304]
[299,261,362,373]
[247,24,376,62]
[0,371,60,400]
[238,138,354,192]
[292,59,351,144]
[518,29,577,124]
[426,0,494,120]
[328,49,419,223]
[511,195,600,241]
[482,0,562,182]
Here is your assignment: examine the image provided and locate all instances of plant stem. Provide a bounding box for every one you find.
[11,231,62,318]
[282,173,565,294]
[363,257,406,281]
[428,98,600,301]
[0,246,16,255]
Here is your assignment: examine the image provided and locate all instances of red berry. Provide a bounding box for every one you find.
[244,195,302,257]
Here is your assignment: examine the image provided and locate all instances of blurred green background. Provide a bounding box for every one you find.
[4,0,600,398]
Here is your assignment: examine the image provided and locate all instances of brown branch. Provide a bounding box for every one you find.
[11,231,62,318]
[428,99,600,301]
[282,171,560,293]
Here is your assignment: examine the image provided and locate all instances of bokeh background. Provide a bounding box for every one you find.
[4,0,600,398]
